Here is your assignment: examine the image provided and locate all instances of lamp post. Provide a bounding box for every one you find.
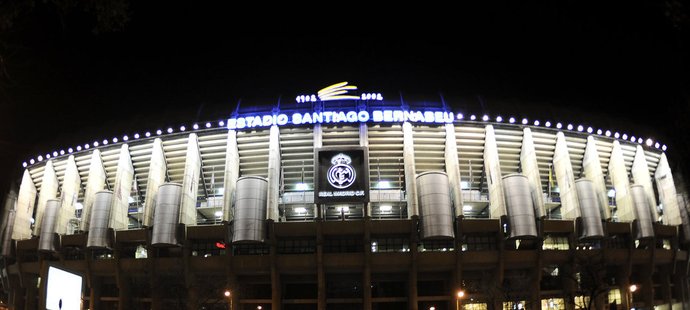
[224,290,232,310]
[628,284,637,309]
[456,290,465,310]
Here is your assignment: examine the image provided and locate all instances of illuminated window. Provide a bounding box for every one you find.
[541,298,565,310]
[608,288,622,305]
[574,295,590,309]
[542,234,569,250]
[462,303,488,310]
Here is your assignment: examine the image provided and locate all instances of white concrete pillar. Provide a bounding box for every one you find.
[445,124,464,217]
[360,123,372,217]
[223,130,239,222]
[80,149,106,231]
[267,125,281,221]
[180,134,201,226]
[56,156,81,234]
[520,128,545,218]
[484,125,506,218]
[632,145,659,222]
[609,141,634,222]
[655,153,681,226]
[110,144,133,230]
[313,124,323,218]
[143,139,167,226]
[33,160,58,235]
[13,170,36,240]
[554,132,580,220]
[403,122,419,217]
[582,136,611,220]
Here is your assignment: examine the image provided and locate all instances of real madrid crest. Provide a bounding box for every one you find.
[327,153,356,189]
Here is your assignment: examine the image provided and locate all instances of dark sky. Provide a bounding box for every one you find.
[1,1,689,197]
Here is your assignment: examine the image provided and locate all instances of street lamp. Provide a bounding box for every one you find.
[628,284,638,309]
[224,290,232,310]
[456,290,465,310]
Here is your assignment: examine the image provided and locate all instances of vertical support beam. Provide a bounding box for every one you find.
[56,155,80,234]
[403,122,419,217]
[582,136,611,220]
[314,124,323,219]
[33,160,58,236]
[81,149,106,231]
[554,132,580,219]
[24,280,37,310]
[13,170,36,240]
[316,221,326,310]
[360,123,372,217]
[655,153,682,226]
[223,131,239,222]
[362,218,372,310]
[110,144,133,230]
[408,218,419,310]
[180,134,201,226]
[609,141,634,222]
[144,139,167,226]
[677,194,690,241]
[484,125,506,218]
[89,276,101,310]
[117,275,130,310]
[632,145,658,221]
[445,124,464,217]
[520,128,545,218]
[267,125,281,222]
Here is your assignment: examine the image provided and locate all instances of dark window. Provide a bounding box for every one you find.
[324,236,363,253]
[191,239,227,257]
[371,281,406,297]
[327,274,362,298]
[232,243,270,255]
[61,246,84,260]
[420,239,455,252]
[277,238,316,254]
[608,234,630,249]
[371,236,410,253]
[462,234,497,251]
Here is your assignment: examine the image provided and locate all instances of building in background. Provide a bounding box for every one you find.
[0,83,688,310]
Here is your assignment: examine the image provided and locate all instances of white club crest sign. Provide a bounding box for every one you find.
[315,147,369,204]
[327,153,356,189]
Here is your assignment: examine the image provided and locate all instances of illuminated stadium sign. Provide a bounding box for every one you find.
[296,81,383,103]
[226,109,457,130]
[315,147,369,204]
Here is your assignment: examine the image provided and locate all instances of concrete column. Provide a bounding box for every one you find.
[12,170,36,240]
[186,285,199,310]
[180,134,201,226]
[408,218,419,310]
[360,123,372,217]
[33,160,58,236]
[554,132,580,219]
[520,128,545,218]
[609,141,634,222]
[314,125,323,218]
[24,284,37,310]
[363,218,372,310]
[267,125,281,221]
[445,124,464,217]
[223,131,239,222]
[655,153,682,226]
[80,149,106,231]
[56,155,80,234]
[403,122,419,217]
[632,145,658,221]
[90,276,102,310]
[677,194,690,241]
[484,125,506,218]
[10,287,25,310]
[143,139,167,226]
[110,144,133,230]
[582,136,611,220]
[316,221,326,310]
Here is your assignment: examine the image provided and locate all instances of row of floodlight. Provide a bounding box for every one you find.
[22,120,226,167]
[22,113,666,168]
[457,113,666,151]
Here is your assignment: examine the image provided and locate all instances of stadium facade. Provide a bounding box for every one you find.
[0,82,689,310]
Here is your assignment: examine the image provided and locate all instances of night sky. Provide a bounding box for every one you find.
[1,2,689,200]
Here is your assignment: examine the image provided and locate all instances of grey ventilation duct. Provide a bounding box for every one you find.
[86,191,114,249]
[502,174,538,239]
[416,171,454,239]
[631,185,654,240]
[38,199,61,252]
[151,183,183,246]
[232,176,268,243]
[575,179,604,239]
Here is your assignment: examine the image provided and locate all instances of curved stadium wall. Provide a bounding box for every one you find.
[0,100,688,310]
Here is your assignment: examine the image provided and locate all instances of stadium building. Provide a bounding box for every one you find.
[0,82,689,310]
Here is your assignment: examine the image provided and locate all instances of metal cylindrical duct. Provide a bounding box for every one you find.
[151,183,183,246]
[1,210,15,257]
[416,171,454,239]
[232,176,268,243]
[575,179,604,239]
[87,191,114,249]
[38,199,61,252]
[502,174,538,239]
[631,185,654,239]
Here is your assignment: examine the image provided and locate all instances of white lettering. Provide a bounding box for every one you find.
[372,110,383,122]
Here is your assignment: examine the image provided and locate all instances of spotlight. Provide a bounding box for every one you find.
[167,128,173,133]
[156,130,162,135]
[102,139,108,145]
[645,139,653,146]
[146,132,152,137]
[496,116,503,122]
[68,148,73,153]
[482,115,489,121]
[545,121,551,127]
[654,142,660,149]
[193,124,199,130]
[85,144,90,149]
[556,123,562,129]
[614,132,620,138]
[577,125,584,132]
[134,133,140,139]
[470,115,476,121]
[37,155,43,161]
[113,137,118,143]
[180,126,186,131]
[59,150,65,155]
[53,151,58,157]
[77,146,82,151]
[567,124,573,130]
[30,159,35,164]
[605,130,611,137]
[457,113,464,120]
[596,129,602,135]
[521,118,528,125]
[123,135,129,141]
[622,134,628,140]
[218,121,225,126]
[587,127,593,133]
[94,141,99,147]
[206,122,212,128]
[509,117,516,123]
[533,120,540,126]
[22,162,27,167]
[662,145,667,151]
